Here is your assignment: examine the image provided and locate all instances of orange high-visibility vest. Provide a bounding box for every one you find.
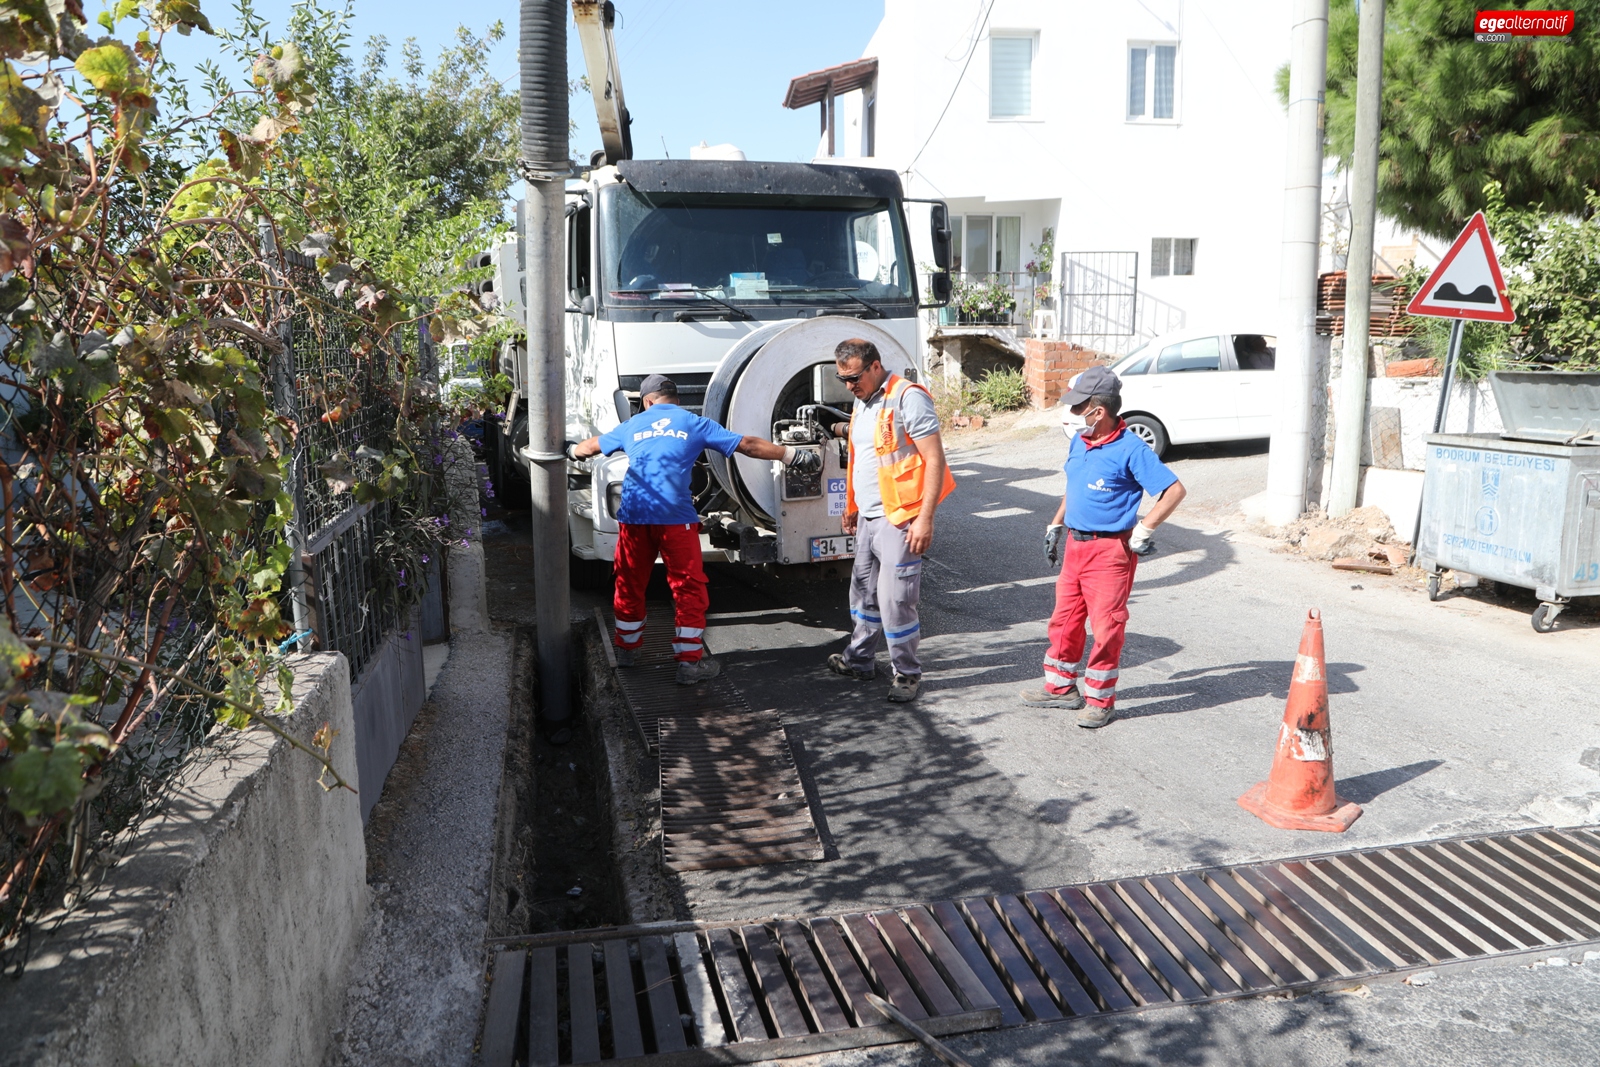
[845,373,956,526]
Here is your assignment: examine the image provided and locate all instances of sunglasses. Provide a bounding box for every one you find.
[834,371,866,385]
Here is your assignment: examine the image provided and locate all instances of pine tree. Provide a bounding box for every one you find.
[1321,0,1600,237]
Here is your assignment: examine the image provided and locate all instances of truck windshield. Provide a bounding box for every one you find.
[599,185,914,308]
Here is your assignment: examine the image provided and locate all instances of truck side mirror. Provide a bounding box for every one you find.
[929,271,953,306]
[580,295,596,316]
[929,202,952,270]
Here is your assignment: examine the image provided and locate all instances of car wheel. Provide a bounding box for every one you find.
[1124,415,1168,457]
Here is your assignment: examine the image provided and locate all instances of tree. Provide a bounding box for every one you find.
[1319,0,1600,237]
[203,2,521,305]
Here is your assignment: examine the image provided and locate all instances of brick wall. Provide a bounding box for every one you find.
[1024,340,1106,409]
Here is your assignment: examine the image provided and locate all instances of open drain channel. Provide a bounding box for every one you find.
[481,825,1600,1065]
[598,609,824,872]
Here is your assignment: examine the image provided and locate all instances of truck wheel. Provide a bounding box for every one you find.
[1124,415,1168,458]
[1531,604,1559,633]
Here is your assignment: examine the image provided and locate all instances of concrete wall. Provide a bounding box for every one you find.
[0,654,365,1067]
[1320,373,1504,537]
[352,609,428,822]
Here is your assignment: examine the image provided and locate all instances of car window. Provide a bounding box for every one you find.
[1110,342,1151,375]
[1156,336,1221,373]
[1231,334,1276,371]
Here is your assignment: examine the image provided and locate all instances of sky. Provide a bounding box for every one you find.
[158,0,884,165]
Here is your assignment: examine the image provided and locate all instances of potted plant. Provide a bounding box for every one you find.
[956,278,1017,324]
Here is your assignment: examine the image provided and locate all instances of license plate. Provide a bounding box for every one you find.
[810,535,854,561]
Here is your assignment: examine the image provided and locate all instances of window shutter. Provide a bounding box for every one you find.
[1154,45,1176,119]
[1127,47,1147,117]
[1173,238,1195,276]
[1151,238,1171,277]
[990,37,1033,118]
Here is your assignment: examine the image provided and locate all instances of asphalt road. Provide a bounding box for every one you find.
[659,416,1600,1065]
[482,415,1600,1065]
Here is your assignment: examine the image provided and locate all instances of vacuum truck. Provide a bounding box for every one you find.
[484,1,952,573]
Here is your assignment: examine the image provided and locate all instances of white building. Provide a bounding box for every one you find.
[784,0,1298,356]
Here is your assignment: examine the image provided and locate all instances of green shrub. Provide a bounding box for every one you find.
[974,368,1028,411]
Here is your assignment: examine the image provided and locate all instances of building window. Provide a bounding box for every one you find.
[1151,237,1196,277]
[990,34,1034,119]
[951,214,1023,275]
[1128,42,1178,121]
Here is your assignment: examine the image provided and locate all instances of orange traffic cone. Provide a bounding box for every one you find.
[1237,608,1363,832]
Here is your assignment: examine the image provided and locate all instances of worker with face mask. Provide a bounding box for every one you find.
[1021,365,1186,728]
[569,374,821,685]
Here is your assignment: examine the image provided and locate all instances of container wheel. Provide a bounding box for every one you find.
[1531,604,1559,633]
[1426,574,1443,602]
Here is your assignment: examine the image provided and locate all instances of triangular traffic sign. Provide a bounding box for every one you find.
[1405,211,1516,322]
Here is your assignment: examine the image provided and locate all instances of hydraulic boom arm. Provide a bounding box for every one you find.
[572,1,633,164]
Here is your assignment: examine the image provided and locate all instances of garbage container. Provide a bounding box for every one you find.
[1416,371,1600,632]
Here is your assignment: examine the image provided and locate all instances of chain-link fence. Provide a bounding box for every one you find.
[2,249,442,964]
[274,250,439,681]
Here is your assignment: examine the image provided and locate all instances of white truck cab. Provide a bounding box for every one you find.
[488,158,951,570]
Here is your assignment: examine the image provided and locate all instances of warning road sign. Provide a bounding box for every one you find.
[1405,212,1516,323]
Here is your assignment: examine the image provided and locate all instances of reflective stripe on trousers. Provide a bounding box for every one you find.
[1042,535,1137,708]
[842,514,923,678]
[613,522,710,662]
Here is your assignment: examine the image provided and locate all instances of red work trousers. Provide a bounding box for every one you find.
[1043,534,1138,708]
[613,522,709,662]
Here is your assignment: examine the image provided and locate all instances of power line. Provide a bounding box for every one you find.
[905,0,996,177]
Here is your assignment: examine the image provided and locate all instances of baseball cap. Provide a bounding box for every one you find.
[1061,364,1121,407]
[638,373,676,398]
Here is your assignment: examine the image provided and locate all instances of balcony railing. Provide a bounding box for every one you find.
[926,270,1052,338]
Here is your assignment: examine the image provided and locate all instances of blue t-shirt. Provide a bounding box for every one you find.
[1063,422,1178,532]
[597,403,744,525]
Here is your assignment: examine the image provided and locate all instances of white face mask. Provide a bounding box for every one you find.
[1060,407,1086,437]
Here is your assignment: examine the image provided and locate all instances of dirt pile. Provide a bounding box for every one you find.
[1267,505,1413,571]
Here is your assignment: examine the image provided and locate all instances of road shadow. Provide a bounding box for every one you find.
[1336,759,1446,804]
[1113,659,1367,721]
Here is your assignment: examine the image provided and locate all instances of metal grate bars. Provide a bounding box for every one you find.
[483,825,1600,1065]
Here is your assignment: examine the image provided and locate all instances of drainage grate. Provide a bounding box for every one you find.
[482,826,1600,1065]
[598,607,749,753]
[599,609,824,872]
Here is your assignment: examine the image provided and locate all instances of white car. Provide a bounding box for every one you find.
[1066,329,1277,457]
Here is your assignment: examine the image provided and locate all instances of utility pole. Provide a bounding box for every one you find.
[519,0,572,740]
[1329,0,1386,517]
[1261,0,1330,526]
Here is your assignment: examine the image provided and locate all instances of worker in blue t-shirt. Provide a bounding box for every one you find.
[1020,365,1186,728]
[568,374,820,685]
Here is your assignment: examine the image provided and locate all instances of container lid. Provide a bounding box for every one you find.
[1488,370,1600,444]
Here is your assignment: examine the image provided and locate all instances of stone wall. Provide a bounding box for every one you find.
[1023,340,1105,409]
[1,653,365,1067]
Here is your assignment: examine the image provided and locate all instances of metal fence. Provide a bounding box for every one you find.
[931,270,1052,338]
[1057,251,1187,355]
[272,250,439,680]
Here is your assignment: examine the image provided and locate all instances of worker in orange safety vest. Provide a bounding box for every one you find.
[824,338,954,702]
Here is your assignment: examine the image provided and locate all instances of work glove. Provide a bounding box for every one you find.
[563,440,581,462]
[1128,522,1157,556]
[1044,523,1064,566]
[783,446,822,474]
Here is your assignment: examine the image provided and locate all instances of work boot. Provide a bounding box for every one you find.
[886,673,921,702]
[1018,686,1086,710]
[1077,703,1116,729]
[826,653,875,681]
[675,656,722,685]
[614,645,635,668]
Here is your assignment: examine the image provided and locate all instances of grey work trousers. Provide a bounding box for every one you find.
[842,514,923,678]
